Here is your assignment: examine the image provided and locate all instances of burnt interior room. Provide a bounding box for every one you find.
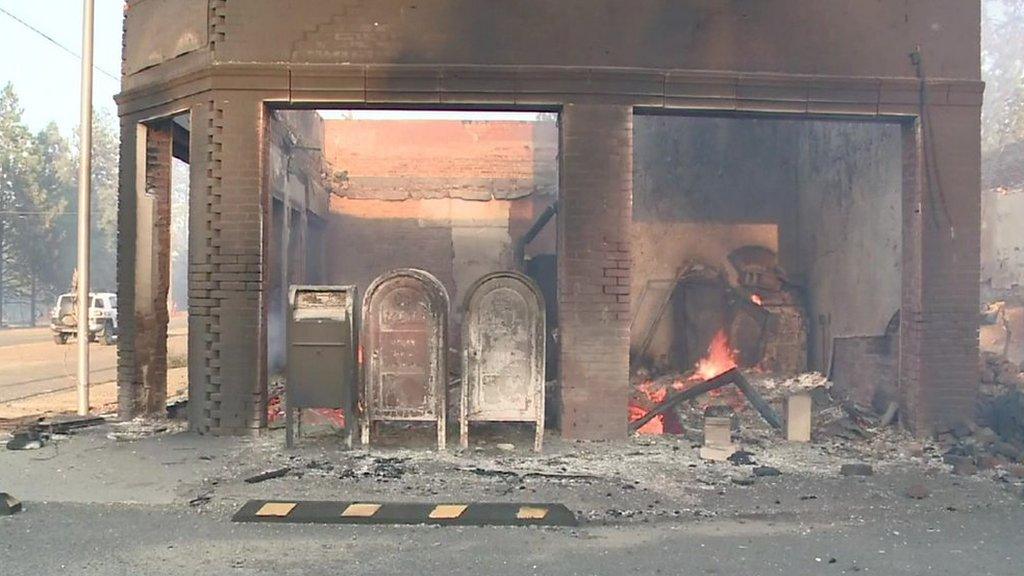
[630,114,903,415]
[265,109,560,425]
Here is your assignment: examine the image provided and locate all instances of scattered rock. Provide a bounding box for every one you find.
[952,422,973,440]
[952,460,978,476]
[0,493,23,516]
[943,454,974,468]
[993,442,1023,461]
[753,466,781,477]
[840,463,873,477]
[976,455,1002,471]
[495,443,516,452]
[727,450,757,466]
[5,431,44,451]
[975,427,1000,446]
[905,483,930,499]
[731,477,756,486]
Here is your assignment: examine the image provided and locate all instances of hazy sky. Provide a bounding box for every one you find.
[0,1,123,136]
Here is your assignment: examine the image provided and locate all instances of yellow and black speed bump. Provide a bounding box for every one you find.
[231,500,577,527]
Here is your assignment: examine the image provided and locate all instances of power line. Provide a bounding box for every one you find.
[0,6,119,82]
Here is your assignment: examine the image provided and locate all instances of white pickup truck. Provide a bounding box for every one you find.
[50,292,118,345]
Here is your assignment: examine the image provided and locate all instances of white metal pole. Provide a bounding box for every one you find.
[76,0,95,416]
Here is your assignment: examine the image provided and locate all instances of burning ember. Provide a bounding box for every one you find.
[750,293,763,306]
[628,380,669,435]
[629,330,740,435]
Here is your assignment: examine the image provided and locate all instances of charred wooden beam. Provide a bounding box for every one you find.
[629,366,784,433]
[514,203,557,268]
[628,368,739,433]
[732,370,784,430]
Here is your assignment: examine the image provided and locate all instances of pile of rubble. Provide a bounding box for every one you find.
[980,352,1024,395]
[977,352,1024,451]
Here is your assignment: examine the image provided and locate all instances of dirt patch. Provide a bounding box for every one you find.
[0,367,187,423]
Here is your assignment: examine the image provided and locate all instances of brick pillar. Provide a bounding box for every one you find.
[117,121,172,418]
[557,104,632,439]
[900,105,981,434]
[187,93,266,435]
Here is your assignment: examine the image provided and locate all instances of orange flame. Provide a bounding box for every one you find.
[690,330,738,382]
[630,330,739,435]
[629,380,668,435]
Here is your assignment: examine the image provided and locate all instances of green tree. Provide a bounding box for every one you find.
[75,109,119,292]
[0,83,119,326]
[983,0,1024,153]
[31,123,78,303]
[0,82,42,325]
[982,0,1024,193]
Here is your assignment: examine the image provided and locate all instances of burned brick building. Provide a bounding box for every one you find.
[116,1,983,439]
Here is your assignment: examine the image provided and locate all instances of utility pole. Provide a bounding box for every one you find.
[76,0,94,416]
[0,209,5,328]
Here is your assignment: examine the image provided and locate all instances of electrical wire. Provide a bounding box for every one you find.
[0,6,119,82]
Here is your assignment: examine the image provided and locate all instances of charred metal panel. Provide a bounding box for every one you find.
[286,286,357,448]
[362,269,449,449]
[461,272,546,451]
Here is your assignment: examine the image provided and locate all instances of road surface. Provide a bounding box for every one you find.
[0,316,187,403]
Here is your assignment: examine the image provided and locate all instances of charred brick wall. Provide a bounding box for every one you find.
[902,108,983,434]
[558,105,632,439]
[117,0,983,438]
[118,122,172,418]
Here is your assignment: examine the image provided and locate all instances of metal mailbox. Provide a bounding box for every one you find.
[361,269,449,450]
[285,285,357,448]
[460,271,546,452]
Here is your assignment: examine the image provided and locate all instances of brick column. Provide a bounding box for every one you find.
[900,105,981,434]
[188,93,266,435]
[117,121,172,418]
[557,104,632,439]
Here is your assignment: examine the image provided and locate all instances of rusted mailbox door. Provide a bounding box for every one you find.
[361,269,449,450]
[461,271,546,452]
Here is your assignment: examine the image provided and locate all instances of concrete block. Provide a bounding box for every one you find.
[787,392,812,443]
[704,416,733,448]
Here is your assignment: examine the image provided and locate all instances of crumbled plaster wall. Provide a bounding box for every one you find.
[321,119,558,318]
[981,188,1024,298]
[796,122,903,370]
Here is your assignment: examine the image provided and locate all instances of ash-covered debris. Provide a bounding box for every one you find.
[106,418,185,441]
[331,455,410,481]
[753,372,831,400]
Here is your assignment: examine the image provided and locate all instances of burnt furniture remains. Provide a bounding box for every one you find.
[361,269,450,450]
[460,271,547,452]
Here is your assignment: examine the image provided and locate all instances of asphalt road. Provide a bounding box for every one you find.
[0,316,187,403]
[0,500,1022,576]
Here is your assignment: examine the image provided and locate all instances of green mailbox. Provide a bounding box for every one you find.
[286,285,357,448]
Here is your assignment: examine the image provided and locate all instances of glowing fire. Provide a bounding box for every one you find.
[689,330,738,382]
[750,293,763,306]
[628,380,668,435]
[629,330,740,435]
